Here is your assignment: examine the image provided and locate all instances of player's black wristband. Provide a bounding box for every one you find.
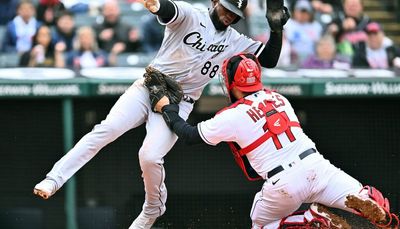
[155,0,176,23]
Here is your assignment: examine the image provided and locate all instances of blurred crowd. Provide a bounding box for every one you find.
[0,0,399,70]
[0,0,156,69]
[261,0,400,70]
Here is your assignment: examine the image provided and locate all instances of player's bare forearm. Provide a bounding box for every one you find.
[155,96,170,113]
[144,0,160,13]
[145,0,176,22]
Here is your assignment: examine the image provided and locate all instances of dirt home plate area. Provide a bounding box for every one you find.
[143,197,381,228]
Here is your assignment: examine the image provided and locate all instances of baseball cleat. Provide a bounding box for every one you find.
[346,186,400,228]
[345,194,387,223]
[128,211,157,229]
[33,178,58,200]
[310,203,351,229]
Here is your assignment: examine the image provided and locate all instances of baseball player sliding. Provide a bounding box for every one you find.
[33,0,290,228]
[153,53,400,228]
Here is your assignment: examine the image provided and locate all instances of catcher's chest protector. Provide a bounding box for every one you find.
[220,93,301,181]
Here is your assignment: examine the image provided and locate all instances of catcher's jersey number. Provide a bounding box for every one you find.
[201,61,220,78]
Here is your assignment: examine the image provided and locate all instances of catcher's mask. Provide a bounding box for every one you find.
[220,53,262,102]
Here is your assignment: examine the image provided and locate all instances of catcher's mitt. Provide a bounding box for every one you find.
[143,66,183,112]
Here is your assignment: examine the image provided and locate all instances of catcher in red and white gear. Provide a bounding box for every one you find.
[154,53,399,228]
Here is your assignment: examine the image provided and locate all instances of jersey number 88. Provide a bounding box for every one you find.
[201,61,220,78]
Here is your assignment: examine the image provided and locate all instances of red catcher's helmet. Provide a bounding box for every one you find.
[221,53,262,94]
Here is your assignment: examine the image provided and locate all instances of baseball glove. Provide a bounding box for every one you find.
[266,0,290,32]
[143,66,184,112]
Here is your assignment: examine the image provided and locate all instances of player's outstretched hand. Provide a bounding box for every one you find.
[144,0,161,13]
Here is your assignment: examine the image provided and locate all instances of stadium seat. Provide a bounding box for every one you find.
[121,14,146,28]
[74,13,99,27]
[0,53,20,67]
[248,13,269,39]
[116,52,155,67]
[0,25,6,49]
[119,2,146,15]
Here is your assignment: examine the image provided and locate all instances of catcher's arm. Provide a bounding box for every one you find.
[156,97,203,145]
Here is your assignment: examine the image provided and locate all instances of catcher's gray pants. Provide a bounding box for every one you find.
[46,78,193,218]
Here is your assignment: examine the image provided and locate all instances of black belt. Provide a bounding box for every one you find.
[183,95,195,104]
[267,148,316,179]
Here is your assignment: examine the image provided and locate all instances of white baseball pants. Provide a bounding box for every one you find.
[46,78,193,218]
[250,152,363,228]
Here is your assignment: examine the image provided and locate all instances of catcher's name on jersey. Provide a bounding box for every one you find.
[246,100,276,123]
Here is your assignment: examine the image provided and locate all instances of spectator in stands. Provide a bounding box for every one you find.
[326,0,370,57]
[311,0,343,28]
[66,26,116,69]
[19,25,66,67]
[52,11,76,52]
[0,0,18,26]
[285,0,323,65]
[60,0,104,15]
[126,27,142,53]
[352,22,400,69]
[94,0,141,54]
[36,0,66,26]
[141,15,164,54]
[1,0,41,53]
[311,0,343,15]
[301,34,350,69]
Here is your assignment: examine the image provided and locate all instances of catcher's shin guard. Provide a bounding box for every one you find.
[345,186,399,228]
[278,204,350,229]
[308,203,351,229]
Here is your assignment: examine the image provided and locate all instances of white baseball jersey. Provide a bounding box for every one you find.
[198,90,316,179]
[151,1,264,100]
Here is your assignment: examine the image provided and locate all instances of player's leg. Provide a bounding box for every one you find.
[34,79,149,199]
[129,100,193,229]
[249,166,310,228]
[310,157,399,228]
[250,156,349,229]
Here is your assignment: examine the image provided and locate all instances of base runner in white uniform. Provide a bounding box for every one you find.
[155,53,400,229]
[33,0,291,228]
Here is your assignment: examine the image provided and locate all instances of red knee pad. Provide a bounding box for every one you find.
[278,210,330,229]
